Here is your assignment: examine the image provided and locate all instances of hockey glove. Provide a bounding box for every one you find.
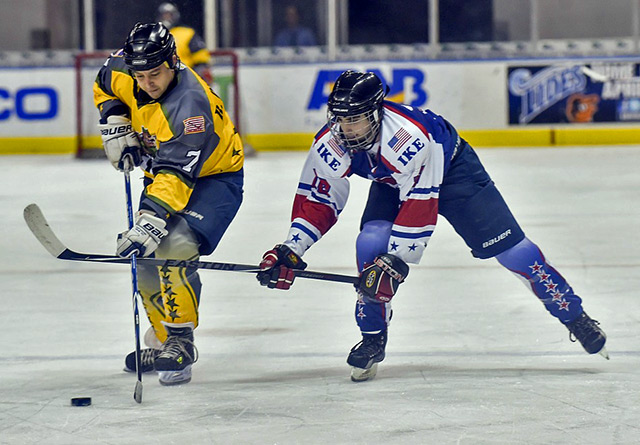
[116,211,168,258]
[98,115,142,172]
[257,244,307,290]
[358,254,409,303]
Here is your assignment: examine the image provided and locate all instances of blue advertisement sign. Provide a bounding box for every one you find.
[0,86,58,121]
[307,68,428,111]
[508,62,640,124]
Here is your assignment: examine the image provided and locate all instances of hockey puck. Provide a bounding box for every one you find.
[71,397,92,407]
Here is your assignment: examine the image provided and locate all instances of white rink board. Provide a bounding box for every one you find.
[237,61,506,135]
[0,67,75,136]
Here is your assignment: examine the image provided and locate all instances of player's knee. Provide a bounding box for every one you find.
[356,220,393,271]
[155,215,200,260]
[495,236,539,269]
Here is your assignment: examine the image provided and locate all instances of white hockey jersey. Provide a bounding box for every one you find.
[283,101,461,265]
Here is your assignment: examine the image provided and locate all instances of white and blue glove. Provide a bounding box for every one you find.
[117,211,168,258]
[98,115,142,172]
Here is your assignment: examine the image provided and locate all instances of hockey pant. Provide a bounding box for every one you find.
[138,214,201,344]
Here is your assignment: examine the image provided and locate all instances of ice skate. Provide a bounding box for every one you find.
[564,311,609,359]
[154,324,198,385]
[124,348,160,373]
[347,331,387,382]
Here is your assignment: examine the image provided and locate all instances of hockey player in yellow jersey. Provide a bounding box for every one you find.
[157,2,213,84]
[94,22,244,385]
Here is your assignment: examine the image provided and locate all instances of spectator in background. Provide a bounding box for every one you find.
[274,4,317,47]
[157,2,213,84]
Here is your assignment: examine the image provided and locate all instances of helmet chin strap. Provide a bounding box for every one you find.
[362,137,381,154]
[348,134,380,156]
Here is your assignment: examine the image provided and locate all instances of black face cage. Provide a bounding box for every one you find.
[327,107,383,152]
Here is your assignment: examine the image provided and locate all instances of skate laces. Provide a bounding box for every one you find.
[140,348,159,365]
[158,336,199,363]
[568,315,601,343]
[351,334,384,355]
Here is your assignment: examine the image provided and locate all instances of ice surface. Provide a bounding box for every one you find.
[1,146,639,444]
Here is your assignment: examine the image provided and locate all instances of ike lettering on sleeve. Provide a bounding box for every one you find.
[397,138,425,166]
[317,143,341,171]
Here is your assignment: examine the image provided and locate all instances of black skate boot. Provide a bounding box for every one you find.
[347,331,387,382]
[124,348,160,373]
[154,324,199,385]
[564,312,609,359]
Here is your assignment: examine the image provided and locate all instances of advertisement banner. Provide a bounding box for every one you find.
[508,61,640,124]
[0,67,74,136]
[239,61,505,136]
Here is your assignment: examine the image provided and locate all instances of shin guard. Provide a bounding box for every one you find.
[355,220,394,332]
[495,237,582,323]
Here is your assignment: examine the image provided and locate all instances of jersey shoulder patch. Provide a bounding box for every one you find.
[380,112,430,170]
[183,115,206,135]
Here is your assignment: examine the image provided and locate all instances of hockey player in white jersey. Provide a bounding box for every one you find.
[257,70,608,382]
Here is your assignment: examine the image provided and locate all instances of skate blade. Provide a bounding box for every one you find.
[158,365,192,386]
[598,347,610,360]
[123,367,156,374]
[350,363,378,382]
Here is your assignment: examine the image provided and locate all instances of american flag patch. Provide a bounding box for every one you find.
[183,116,205,134]
[388,127,412,152]
[328,137,345,157]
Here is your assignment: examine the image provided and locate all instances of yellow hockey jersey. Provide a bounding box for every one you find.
[93,50,244,217]
[169,26,211,69]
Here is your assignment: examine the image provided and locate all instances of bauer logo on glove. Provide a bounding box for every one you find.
[116,211,168,258]
[141,221,167,239]
[100,122,132,136]
[98,115,143,172]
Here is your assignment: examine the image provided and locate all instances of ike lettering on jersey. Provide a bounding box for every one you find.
[316,143,341,171]
[397,138,425,166]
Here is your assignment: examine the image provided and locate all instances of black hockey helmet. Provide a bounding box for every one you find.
[123,22,177,72]
[327,70,386,152]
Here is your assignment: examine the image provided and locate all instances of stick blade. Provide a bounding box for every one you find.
[23,204,66,258]
[134,381,143,403]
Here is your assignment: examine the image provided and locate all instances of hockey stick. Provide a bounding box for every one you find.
[123,169,143,404]
[23,203,360,285]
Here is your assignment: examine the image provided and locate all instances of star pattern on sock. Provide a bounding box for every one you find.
[528,261,573,314]
[161,270,180,322]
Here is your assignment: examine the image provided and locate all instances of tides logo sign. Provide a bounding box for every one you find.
[307,69,428,110]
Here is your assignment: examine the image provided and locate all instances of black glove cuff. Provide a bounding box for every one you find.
[275,244,307,270]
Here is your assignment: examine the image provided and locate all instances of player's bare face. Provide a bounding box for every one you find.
[133,64,175,99]
[339,114,371,141]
